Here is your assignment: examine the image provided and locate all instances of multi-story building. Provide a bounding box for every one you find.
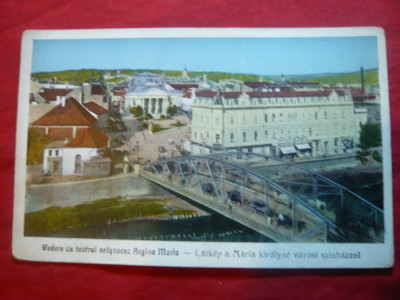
[123,72,182,118]
[191,88,368,157]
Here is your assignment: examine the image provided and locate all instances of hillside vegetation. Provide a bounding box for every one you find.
[31,68,378,86]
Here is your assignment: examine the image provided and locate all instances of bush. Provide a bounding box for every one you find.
[129,105,143,118]
[151,124,168,133]
[359,123,382,150]
[372,151,382,163]
[167,105,178,117]
[141,122,148,129]
[171,120,185,127]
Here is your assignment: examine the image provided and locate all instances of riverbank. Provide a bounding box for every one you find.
[25,195,208,237]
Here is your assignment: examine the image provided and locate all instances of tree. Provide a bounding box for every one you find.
[27,128,49,165]
[356,123,382,164]
[358,123,381,150]
[129,105,143,118]
[166,105,178,117]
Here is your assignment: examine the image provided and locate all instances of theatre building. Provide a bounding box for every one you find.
[191,88,368,158]
[124,72,182,118]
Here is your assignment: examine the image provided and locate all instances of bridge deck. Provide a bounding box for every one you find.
[142,171,298,242]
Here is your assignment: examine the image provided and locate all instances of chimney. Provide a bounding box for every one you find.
[360,67,365,95]
[61,96,66,107]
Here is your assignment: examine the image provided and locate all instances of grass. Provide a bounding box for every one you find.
[171,121,185,127]
[24,197,196,235]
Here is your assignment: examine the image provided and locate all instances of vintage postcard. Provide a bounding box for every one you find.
[13,27,393,268]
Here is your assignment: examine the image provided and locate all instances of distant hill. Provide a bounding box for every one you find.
[285,69,378,86]
[31,68,378,86]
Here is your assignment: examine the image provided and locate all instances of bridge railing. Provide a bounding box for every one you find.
[146,153,384,243]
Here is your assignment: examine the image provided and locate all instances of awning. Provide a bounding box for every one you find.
[295,144,311,151]
[279,146,297,155]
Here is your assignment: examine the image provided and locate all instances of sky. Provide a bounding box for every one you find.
[31,36,378,76]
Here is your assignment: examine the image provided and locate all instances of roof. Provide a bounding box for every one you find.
[65,128,109,148]
[247,90,332,98]
[350,89,377,102]
[32,97,98,126]
[244,82,273,88]
[44,141,66,148]
[221,92,242,98]
[195,90,218,98]
[112,86,127,96]
[38,88,73,101]
[169,83,199,90]
[126,72,177,95]
[84,102,108,115]
[91,84,106,95]
[112,86,128,91]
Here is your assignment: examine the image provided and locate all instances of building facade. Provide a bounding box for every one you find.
[191,88,368,157]
[43,128,111,176]
[124,72,181,118]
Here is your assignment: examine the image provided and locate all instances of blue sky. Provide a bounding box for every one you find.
[32,37,378,76]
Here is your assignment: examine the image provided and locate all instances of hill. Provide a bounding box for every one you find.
[31,68,378,86]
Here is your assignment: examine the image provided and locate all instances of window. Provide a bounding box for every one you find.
[315,112,318,120]
[216,134,220,143]
[265,130,268,137]
[230,133,234,142]
[272,114,276,122]
[55,150,59,156]
[230,116,234,125]
[243,132,247,142]
[254,116,258,124]
[243,116,246,124]
[324,111,327,120]
[254,131,258,141]
[48,150,52,156]
[264,114,268,122]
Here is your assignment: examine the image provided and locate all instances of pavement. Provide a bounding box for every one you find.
[117,115,191,164]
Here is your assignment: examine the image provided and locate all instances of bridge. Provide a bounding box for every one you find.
[140,152,384,243]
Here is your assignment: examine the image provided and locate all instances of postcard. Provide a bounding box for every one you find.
[13,27,393,268]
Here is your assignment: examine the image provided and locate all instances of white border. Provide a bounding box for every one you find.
[13,27,393,268]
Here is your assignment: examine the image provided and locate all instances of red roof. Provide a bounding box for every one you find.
[91,84,106,95]
[351,90,377,102]
[38,89,73,101]
[113,91,126,96]
[195,90,218,98]
[112,86,128,91]
[246,90,332,98]
[84,102,108,115]
[170,83,199,90]
[32,98,98,126]
[221,92,242,98]
[65,128,109,148]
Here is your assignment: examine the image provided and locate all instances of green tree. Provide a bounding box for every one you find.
[167,105,178,117]
[359,123,381,150]
[356,123,382,164]
[129,105,143,118]
[27,128,49,165]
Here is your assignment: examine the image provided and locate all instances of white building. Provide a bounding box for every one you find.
[191,88,368,157]
[124,72,182,117]
[43,128,111,176]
